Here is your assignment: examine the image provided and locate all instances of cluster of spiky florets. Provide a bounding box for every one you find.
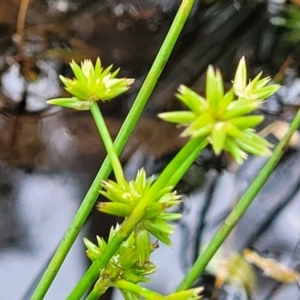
[48,58,134,110]
[159,57,280,163]
[98,169,181,259]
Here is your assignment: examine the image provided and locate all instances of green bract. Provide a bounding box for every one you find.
[159,57,280,164]
[97,168,181,256]
[233,57,278,100]
[47,58,134,110]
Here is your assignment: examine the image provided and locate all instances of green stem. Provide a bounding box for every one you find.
[86,276,110,300]
[90,101,125,186]
[85,289,104,300]
[153,138,207,190]
[114,280,164,299]
[31,1,195,299]
[66,137,205,299]
[176,108,300,291]
[166,139,208,187]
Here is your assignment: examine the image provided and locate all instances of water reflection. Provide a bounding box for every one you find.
[0,166,87,299]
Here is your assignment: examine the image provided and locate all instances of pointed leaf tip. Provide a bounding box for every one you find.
[234,56,247,93]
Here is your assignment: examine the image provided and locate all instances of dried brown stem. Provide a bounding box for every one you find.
[15,0,30,55]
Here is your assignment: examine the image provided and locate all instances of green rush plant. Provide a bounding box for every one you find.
[282,4,300,44]
[31,0,300,299]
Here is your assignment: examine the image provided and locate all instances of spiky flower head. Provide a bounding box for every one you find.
[47,57,134,110]
[84,226,202,300]
[84,225,157,286]
[97,168,181,262]
[159,57,280,164]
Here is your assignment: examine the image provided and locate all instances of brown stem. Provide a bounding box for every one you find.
[16,0,30,55]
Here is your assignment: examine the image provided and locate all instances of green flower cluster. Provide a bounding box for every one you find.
[159,57,280,163]
[84,225,156,296]
[48,58,134,110]
[98,168,181,262]
[84,226,203,300]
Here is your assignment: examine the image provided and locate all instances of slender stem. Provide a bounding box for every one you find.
[67,137,204,299]
[154,138,207,189]
[166,139,208,187]
[16,0,30,55]
[90,101,125,186]
[86,277,109,300]
[114,280,164,299]
[176,108,300,291]
[85,289,105,300]
[31,1,195,299]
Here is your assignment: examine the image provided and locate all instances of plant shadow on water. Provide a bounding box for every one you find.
[0,0,300,299]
